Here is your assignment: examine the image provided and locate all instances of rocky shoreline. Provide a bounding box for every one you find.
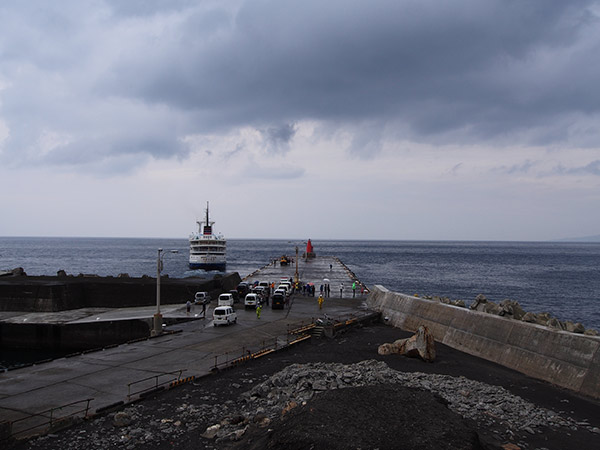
[417,293,599,337]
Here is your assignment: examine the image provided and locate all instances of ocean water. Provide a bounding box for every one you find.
[1,237,599,331]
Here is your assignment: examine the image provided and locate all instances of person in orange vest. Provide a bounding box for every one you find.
[318,294,324,310]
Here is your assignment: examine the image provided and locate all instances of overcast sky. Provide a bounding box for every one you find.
[1,0,599,241]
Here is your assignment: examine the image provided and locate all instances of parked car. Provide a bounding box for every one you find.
[276,284,291,297]
[194,292,211,305]
[271,293,285,309]
[273,288,287,298]
[228,290,240,303]
[213,306,237,326]
[258,281,270,294]
[252,285,266,298]
[236,282,250,298]
[278,281,292,293]
[218,293,234,307]
[245,293,260,308]
[253,286,269,305]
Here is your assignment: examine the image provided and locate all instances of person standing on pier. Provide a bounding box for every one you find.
[340,283,344,298]
[186,300,192,315]
[352,281,356,298]
[318,294,324,310]
[256,304,262,319]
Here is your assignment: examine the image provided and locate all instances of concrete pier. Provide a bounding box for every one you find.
[0,256,370,441]
[244,254,368,296]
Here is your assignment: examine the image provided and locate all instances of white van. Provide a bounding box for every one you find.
[245,293,260,308]
[194,292,211,304]
[218,293,234,307]
[213,306,237,326]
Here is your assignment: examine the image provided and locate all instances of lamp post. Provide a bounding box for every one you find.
[152,248,179,336]
[294,246,299,284]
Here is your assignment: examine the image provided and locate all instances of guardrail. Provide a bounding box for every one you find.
[127,369,187,401]
[2,398,93,442]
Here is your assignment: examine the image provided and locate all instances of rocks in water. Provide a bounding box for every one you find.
[378,325,436,362]
[499,299,526,320]
[565,322,586,333]
[11,267,26,276]
[470,294,488,311]
[547,317,565,330]
[417,291,597,336]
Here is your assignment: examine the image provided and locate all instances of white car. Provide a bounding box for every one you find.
[273,288,287,298]
[218,293,235,307]
[194,292,211,304]
[213,306,237,326]
[245,293,260,308]
[278,282,292,293]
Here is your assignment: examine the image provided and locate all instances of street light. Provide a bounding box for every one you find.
[295,246,299,284]
[152,248,179,336]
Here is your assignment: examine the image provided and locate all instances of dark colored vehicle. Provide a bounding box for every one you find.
[228,290,240,303]
[236,282,250,298]
[271,293,285,309]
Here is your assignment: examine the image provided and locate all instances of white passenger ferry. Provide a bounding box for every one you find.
[189,203,226,271]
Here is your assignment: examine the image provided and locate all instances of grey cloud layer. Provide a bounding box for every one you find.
[1,0,599,168]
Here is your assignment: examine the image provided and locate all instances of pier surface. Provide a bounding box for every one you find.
[244,254,367,294]
[0,255,368,440]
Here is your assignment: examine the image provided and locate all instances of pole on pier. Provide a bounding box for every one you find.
[152,248,179,337]
[294,246,299,284]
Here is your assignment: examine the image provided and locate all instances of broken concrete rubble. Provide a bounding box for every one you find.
[377,325,436,362]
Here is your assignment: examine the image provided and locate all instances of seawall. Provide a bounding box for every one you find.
[0,273,241,312]
[0,319,151,351]
[367,285,600,399]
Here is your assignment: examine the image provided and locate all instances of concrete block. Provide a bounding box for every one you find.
[367,285,600,399]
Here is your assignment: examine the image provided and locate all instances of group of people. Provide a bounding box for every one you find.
[339,281,360,298]
[185,299,208,318]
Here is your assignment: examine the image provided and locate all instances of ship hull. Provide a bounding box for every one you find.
[189,261,226,271]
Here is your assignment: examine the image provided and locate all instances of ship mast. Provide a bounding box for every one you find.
[197,201,215,235]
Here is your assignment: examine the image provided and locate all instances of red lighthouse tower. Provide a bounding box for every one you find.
[306,239,315,258]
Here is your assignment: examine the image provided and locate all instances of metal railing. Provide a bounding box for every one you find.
[127,369,186,400]
[4,398,93,442]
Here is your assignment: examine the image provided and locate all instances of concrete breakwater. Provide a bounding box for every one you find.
[367,285,600,399]
[0,272,241,351]
[0,272,241,312]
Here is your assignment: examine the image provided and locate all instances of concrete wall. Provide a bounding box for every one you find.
[0,319,151,350]
[367,285,600,399]
[0,273,241,312]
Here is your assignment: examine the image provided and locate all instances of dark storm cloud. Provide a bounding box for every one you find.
[260,123,296,154]
[128,0,599,135]
[1,0,599,169]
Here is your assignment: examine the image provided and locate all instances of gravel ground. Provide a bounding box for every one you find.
[10,323,600,450]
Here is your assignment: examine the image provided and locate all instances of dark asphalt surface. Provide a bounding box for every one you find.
[11,322,600,450]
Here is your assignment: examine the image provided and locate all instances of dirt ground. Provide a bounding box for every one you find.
[13,323,600,450]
